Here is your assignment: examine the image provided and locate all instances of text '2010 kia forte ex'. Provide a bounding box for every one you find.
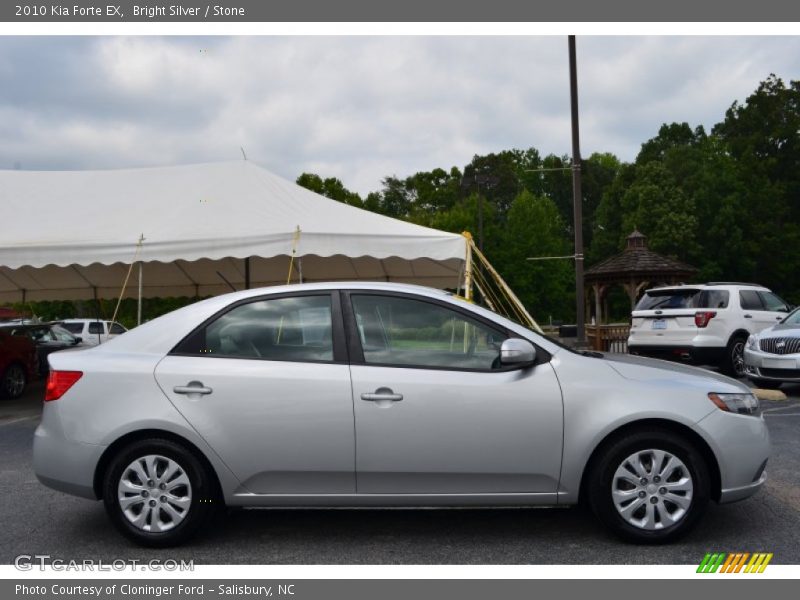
[33,283,770,547]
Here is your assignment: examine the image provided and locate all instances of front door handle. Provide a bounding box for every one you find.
[173,381,213,395]
[744,314,752,318]
[360,387,403,402]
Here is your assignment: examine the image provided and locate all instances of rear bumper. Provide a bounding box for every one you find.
[33,403,105,500]
[628,344,726,366]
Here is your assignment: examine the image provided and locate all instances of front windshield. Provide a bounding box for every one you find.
[781,307,800,326]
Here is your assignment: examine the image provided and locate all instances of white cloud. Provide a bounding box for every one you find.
[0,36,798,194]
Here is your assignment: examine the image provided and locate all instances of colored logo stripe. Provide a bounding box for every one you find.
[697,552,772,573]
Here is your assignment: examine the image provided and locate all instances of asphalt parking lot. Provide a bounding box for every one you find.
[1,378,799,565]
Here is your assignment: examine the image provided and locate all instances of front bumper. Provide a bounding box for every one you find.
[744,347,800,382]
[694,407,770,504]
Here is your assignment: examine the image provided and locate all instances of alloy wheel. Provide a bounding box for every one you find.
[3,365,26,397]
[611,449,693,530]
[731,340,746,377]
[117,454,192,533]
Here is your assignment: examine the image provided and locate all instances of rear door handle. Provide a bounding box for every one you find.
[744,314,752,318]
[173,382,213,395]
[361,387,403,402]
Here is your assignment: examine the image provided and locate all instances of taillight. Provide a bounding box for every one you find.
[45,370,83,401]
[694,311,717,328]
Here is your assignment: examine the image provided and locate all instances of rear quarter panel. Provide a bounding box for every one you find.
[47,349,243,499]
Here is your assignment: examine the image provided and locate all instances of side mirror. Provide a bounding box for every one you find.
[73,336,82,345]
[500,338,537,366]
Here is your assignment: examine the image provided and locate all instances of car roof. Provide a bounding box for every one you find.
[645,283,770,293]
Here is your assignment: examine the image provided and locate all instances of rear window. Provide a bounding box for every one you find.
[635,289,729,311]
[88,322,105,335]
[60,323,83,334]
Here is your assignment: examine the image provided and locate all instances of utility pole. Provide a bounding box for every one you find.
[568,35,586,345]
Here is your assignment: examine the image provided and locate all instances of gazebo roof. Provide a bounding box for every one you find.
[585,230,697,282]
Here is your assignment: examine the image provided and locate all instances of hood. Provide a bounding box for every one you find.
[759,322,800,337]
[598,352,750,393]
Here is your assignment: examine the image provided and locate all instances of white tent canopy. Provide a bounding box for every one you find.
[0,161,467,303]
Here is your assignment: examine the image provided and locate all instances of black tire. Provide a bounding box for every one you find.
[102,438,219,547]
[750,378,783,390]
[587,429,710,544]
[721,334,747,378]
[0,363,27,399]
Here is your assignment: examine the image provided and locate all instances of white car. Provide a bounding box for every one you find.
[628,283,792,377]
[59,319,128,346]
[744,307,800,388]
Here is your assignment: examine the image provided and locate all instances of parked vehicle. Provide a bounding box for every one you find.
[59,319,127,346]
[34,282,769,547]
[0,328,37,399]
[628,283,792,377]
[744,307,800,388]
[0,323,82,377]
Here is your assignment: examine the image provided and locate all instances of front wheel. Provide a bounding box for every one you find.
[587,430,710,544]
[103,438,218,547]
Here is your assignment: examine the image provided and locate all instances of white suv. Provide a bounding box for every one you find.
[59,319,128,346]
[627,283,792,377]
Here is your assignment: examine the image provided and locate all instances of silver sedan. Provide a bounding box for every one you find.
[745,307,800,388]
[34,282,769,547]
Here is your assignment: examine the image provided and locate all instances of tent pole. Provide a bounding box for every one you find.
[137,261,143,326]
[298,258,303,284]
[462,232,473,302]
[244,257,251,290]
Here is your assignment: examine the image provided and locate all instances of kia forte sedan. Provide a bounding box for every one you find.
[33,283,769,547]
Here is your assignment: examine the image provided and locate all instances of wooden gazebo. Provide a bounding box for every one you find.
[583,230,697,351]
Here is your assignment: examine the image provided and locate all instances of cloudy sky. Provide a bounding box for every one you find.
[0,36,798,194]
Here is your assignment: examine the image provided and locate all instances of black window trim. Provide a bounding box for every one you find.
[169,290,348,365]
[340,290,550,373]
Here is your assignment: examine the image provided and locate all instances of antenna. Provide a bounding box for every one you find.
[240,147,247,160]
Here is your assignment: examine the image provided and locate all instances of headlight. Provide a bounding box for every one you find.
[747,334,758,350]
[708,392,759,415]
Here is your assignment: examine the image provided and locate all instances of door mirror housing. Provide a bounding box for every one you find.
[500,338,537,366]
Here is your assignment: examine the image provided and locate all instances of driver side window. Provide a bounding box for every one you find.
[350,295,507,370]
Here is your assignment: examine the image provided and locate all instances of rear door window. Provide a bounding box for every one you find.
[174,295,334,362]
[739,291,764,311]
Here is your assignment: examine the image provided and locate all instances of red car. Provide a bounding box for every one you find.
[0,328,37,399]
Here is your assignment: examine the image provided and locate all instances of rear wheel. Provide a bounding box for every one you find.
[0,363,27,399]
[103,438,218,547]
[722,335,747,377]
[587,429,710,544]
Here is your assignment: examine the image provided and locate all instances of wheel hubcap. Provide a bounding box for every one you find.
[611,449,693,530]
[117,455,192,533]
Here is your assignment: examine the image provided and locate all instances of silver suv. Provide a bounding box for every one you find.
[628,283,792,376]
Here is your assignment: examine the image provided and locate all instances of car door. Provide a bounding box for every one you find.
[740,290,783,333]
[344,292,563,496]
[154,292,356,495]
